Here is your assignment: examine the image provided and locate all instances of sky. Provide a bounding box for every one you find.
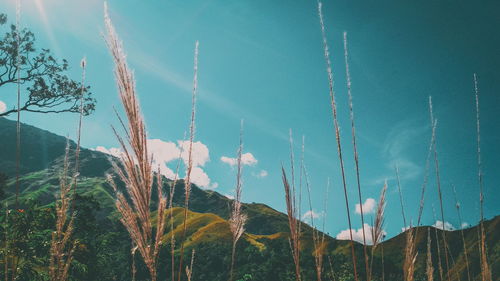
[0,0,499,242]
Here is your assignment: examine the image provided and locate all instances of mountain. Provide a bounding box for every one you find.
[0,117,498,281]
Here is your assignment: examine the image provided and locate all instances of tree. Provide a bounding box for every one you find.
[0,13,95,117]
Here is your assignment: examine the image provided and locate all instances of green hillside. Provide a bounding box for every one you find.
[0,118,497,281]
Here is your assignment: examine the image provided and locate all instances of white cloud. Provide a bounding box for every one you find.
[336,223,387,245]
[95,139,217,189]
[95,146,122,158]
[433,220,455,231]
[302,210,323,222]
[0,101,6,113]
[220,152,258,167]
[178,140,210,167]
[355,198,376,214]
[461,222,469,229]
[224,194,235,200]
[252,170,268,178]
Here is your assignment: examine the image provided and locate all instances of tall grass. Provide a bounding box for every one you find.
[49,140,76,281]
[281,132,302,281]
[428,97,451,281]
[473,74,492,281]
[317,3,358,280]
[228,121,247,281]
[342,31,370,281]
[432,205,444,281]
[71,57,87,203]
[176,40,199,281]
[370,182,386,278]
[103,5,167,280]
[403,228,418,281]
[426,228,434,281]
[186,249,196,281]
[14,0,21,209]
[452,184,471,281]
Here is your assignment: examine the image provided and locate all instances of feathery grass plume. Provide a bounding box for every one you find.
[369,181,387,278]
[14,0,21,209]
[343,31,370,281]
[49,139,77,281]
[473,74,492,281]
[432,205,444,281]
[317,2,358,279]
[185,249,195,281]
[176,40,199,281]
[304,160,329,281]
[428,97,451,281]
[416,119,437,227]
[103,4,167,280]
[395,165,407,228]
[72,57,87,203]
[403,227,418,281]
[229,120,247,281]
[427,228,434,281]
[452,184,471,281]
[282,164,301,281]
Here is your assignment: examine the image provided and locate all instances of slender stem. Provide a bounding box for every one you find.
[177,41,199,281]
[343,31,370,281]
[428,97,451,281]
[452,184,471,281]
[317,3,358,280]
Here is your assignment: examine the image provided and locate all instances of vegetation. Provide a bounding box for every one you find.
[0,1,497,281]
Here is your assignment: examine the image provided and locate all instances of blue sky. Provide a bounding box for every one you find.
[1,0,499,241]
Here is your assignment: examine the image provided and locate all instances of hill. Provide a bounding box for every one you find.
[0,117,497,281]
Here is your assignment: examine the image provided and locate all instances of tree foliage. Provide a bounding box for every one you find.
[0,13,95,117]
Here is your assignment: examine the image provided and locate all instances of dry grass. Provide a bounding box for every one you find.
[103,4,167,280]
[14,0,21,209]
[49,140,76,281]
[452,184,471,281]
[427,228,434,281]
[176,40,199,281]
[228,121,247,281]
[71,57,87,204]
[317,2,358,280]
[342,31,370,281]
[432,205,444,281]
[403,228,418,281]
[473,74,492,281]
[369,182,387,278]
[185,249,196,281]
[428,97,451,281]
[281,159,301,281]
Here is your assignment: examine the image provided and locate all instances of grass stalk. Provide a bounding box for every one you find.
[342,31,370,281]
[186,249,195,281]
[229,120,247,281]
[177,40,199,281]
[317,3,358,279]
[14,0,21,210]
[395,165,407,228]
[369,182,387,278]
[103,5,168,280]
[71,57,87,205]
[427,228,434,281]
[403,228,418,281]
[49,140,76,281]
[432,205,444,281]
[428,97,451,281]
[452,184,471,281]
[281,158,301,281]
[473,74,492,281]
